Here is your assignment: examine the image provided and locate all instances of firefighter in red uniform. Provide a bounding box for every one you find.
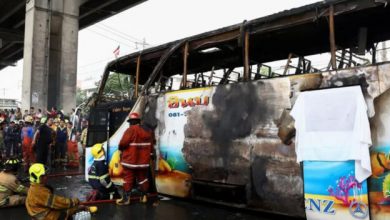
[116,112,155,205]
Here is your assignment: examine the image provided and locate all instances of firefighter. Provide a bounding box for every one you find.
[0,158,28,208]
[116,112,155,205]
[26,163,83,220]
[21,115,35,172]
[87,143,119,200]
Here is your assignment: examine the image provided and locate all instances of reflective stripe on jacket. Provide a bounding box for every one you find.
[0,171,27,207]
[26,183,79,220]
[88,160,113,190]
[118,124,155,169]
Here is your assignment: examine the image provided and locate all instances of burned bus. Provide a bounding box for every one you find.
[86,0,390,219]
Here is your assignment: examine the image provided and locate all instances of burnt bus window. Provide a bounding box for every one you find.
[101,72,134,102]
[90,111,107,126]
[108,101,134,136]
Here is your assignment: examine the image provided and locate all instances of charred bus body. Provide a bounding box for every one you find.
[87,0,390,218]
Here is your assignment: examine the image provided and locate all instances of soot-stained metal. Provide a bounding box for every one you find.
[203,82,271,147]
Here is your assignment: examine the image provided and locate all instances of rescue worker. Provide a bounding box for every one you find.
[21,115,35,172]
[32,117,55,166]
[0,158,28,208]
[88,143,119,200]
[116,112,155,205]
[26,163,83,220]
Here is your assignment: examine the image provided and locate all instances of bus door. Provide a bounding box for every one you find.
[87,106,109,147]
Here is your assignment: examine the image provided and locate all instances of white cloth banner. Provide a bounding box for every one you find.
[291,86,372,182]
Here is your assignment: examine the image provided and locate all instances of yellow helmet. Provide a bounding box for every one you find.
[40,117,47,124]
[91,143,105,159]
[29,163,47,183]
[25,115,34,123]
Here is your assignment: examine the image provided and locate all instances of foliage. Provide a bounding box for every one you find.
[95,72,134,101]
[76,87,88,106]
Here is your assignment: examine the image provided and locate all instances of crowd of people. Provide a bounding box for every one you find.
[0,106,88,171]
[0,108,156,219]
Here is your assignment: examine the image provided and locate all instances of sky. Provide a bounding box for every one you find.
[0,0,320,101]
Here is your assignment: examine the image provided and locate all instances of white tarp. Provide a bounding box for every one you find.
[291,86,372,182]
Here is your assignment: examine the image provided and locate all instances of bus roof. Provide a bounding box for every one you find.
[101,0,390,84]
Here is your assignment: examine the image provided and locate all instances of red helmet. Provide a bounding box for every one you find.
[129,112,140,120]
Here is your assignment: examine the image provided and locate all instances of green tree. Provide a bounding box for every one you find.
[76,87,88,106]
[96,72,134,101]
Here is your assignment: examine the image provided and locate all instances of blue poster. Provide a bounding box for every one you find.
[304,161,370,220]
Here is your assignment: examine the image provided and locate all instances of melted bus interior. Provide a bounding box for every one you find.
[94,0,390,101]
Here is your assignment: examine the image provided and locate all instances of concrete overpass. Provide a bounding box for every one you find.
[0,0,146,112]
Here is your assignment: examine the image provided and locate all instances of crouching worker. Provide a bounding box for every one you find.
[26,163,83,220]
[0,158,28,208]
[87,143,119,201]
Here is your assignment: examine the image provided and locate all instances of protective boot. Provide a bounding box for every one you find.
[140,193,147,203]
[116,191,130,205]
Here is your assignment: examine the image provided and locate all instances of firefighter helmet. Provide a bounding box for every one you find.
[3,158,19,172]
[25,115,33,123]
[91,143,105,159]
[128,112,140,120]
[29,163,47,183]
[40,117,47,124]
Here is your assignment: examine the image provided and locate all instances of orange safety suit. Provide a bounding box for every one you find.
[26,183,79,220]
[118,124,155,193]
[0,171,27,207]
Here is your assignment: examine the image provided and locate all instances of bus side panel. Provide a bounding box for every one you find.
[180,78,303,214]
[154,88,214,197]
[369,66,390,220]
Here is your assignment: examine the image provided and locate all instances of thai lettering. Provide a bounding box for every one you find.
[168,96,209,108]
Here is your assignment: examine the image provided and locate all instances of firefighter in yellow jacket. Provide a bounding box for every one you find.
[25,163,82,220]
[0,158,28,208]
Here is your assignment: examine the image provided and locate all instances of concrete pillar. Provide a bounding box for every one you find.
[22,0,80,114]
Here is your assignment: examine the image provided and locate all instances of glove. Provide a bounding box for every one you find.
[72,198,80,206]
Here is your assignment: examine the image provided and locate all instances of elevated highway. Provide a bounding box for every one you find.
[0,0,146,70]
